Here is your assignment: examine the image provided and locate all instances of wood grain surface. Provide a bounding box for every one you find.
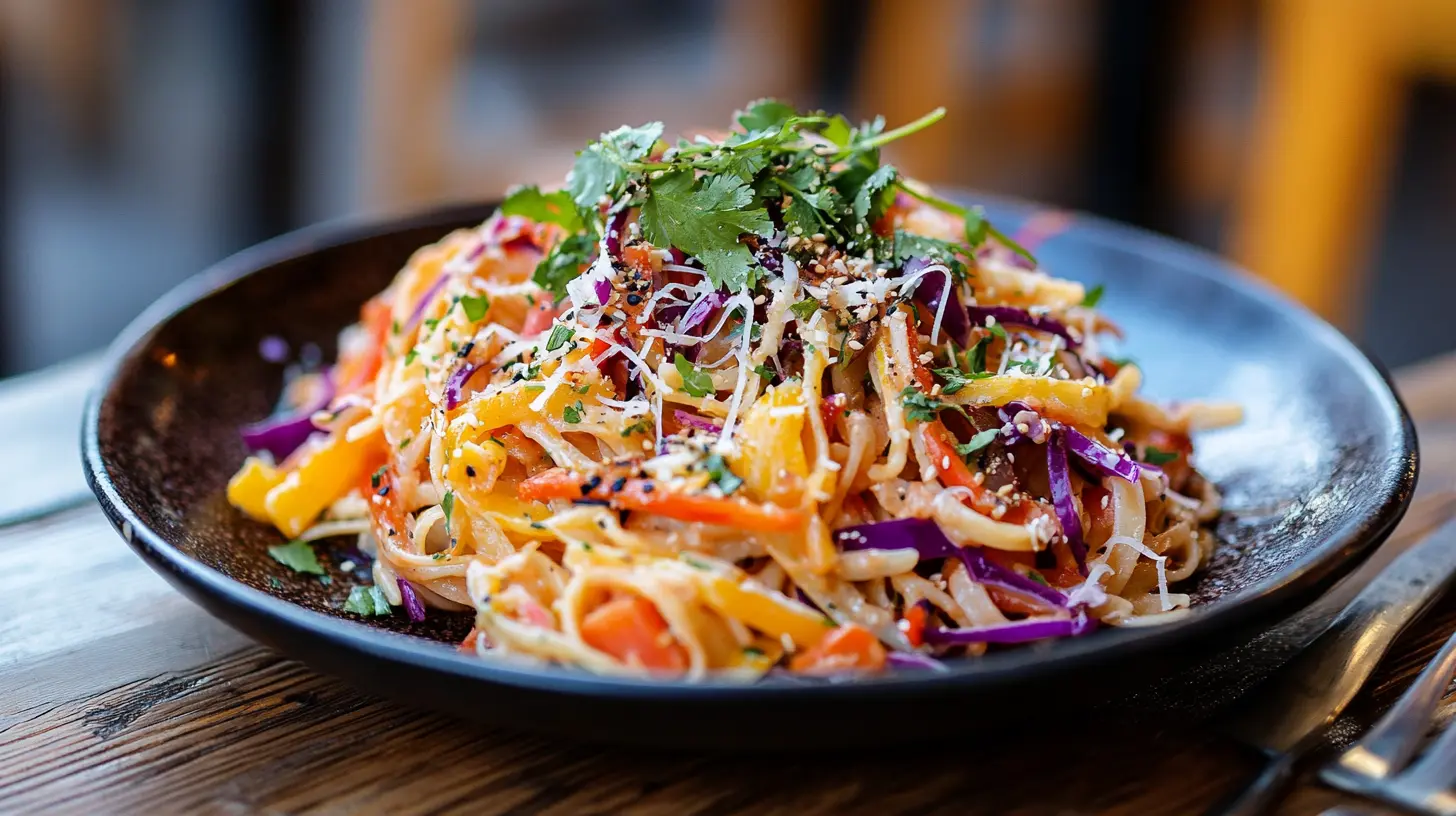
[3,352,1456,815]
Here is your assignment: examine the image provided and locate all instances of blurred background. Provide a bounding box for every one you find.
[1,0,1453,376]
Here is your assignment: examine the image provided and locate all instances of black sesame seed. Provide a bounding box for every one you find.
[626,293,643,306]
[641,482,655,493]
[611,477,627,492]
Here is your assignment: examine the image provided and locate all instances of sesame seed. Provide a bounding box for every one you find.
[847,339,864,350]
[918,352,933,364]
[811,233,826,242]
[941,456,951,469]
[753,295,766,305]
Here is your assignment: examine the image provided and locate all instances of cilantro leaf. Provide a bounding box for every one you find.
[892,230,969,278]
[620,418,651,437]
[370,465,388,489]
[545,324,575,352]
[931,365,991,394]
[852,164,898,222]
[1081,284,1105,309]
[736,99,797,133]
[703,453,744,494]
[820,114,854,148]
[1143,447,1180,466]
[719,149,769,183]
[752,363,776,380]
[532,233,596,302]
[567,122,663,208]
[674,353,716,398]
[899,386,969,423]
[268,540,325,575]
[1026,570,1051,587]
[640,171,772,290]
[343,585,394,616]
[955,428,1000,458]
[441,490,455,534]
[460,294,490,322]
[500,185,582,231]
[562,400,585,424]
[789,298,819,321]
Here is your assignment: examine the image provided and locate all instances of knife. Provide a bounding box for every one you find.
[1212,500,1456,816]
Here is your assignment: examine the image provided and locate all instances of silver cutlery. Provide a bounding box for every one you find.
[1320,625,1456,814]
[1213,509,1456,815]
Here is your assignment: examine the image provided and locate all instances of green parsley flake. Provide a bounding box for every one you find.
[753,363,776,380]
[370,465,388,489]
[1081,284,1105,309]
[1143,447,1180,466]
[562,400,585,424]
[899,387,969,423]
[441,490,455,534]
[545,323,575,352]
[621,419,651,437]
[343,585,393,616]
[460,294,491,322]
[931,365,991,395]
[402,348,419,366]
[267,540,324,576]
[955,428,1000,459]
[789,298,819,321]
[703,453,744,495]
[674,353,716,398]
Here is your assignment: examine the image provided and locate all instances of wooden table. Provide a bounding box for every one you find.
[4,353,1456,815]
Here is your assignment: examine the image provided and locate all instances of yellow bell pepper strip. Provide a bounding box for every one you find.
[728,381,809,502]
[264,426,382,538]
[227,456,285,523]
[517,467,807,533]
[699,575,831,650]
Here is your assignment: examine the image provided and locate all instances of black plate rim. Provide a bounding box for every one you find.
[82,194,1419,701]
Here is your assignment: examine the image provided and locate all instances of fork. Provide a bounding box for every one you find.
[1320,625,1456,815]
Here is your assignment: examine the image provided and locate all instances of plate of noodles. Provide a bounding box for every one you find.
[84,101,1415,747]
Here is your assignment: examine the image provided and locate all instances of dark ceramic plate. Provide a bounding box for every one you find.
[84,197,1417,749]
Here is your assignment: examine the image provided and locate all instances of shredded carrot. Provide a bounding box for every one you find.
[789,624,886,675]
[580,595,688,673]
[518,467,807,533]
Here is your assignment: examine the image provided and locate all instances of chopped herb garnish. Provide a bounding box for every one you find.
[545,323,575,352]
[742,646,766,658]
[955,428,1001,459]
[1026,570,1052,587]
[267,540,325,576]
[460,294,491,322]
[1081,284,1105,309]
[370,465,388,489]
[398,436,413,450]
[753,363,776,380]
[402,348,419,366]
[441,490,455,533]
[931,365,991,395]
[681,554,712,571]
[1143,447,1180,466]
[500,184,583,231]
[899,386,968,423]
[621,419,651,437]
[703,453,744,494]
[489,435,506,447]
[674,353,716,398]
[789,298,819,321]
[343,585,393,616]
[562,400,585,424]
